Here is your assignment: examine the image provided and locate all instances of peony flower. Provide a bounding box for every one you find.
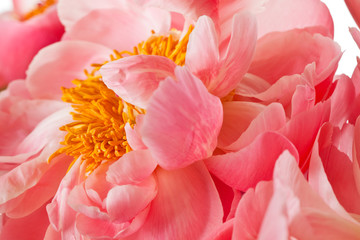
[0,0,64,88]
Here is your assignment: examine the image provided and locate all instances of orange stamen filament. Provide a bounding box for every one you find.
[22,0,57,21]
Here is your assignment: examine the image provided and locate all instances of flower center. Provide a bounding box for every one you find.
[50,26,193,174]
[21,0,57,21]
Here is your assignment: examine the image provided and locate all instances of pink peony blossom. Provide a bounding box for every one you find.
[0,0,64,88]
[0,0,351,238]
[346,0,360,28]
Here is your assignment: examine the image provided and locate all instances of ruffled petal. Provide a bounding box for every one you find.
[249,29,341,85]
[64,7,170,51]
[256,0,334,38]
[106,176,157,223]
[206,132,299,191]
[141,67,223,169]
[217,101,265,150]
[100,55,176,108]
[186,15,220,88]
[212,12,257,98]
[223,103,287,151]
[129,162,223,239]
[26,41,112,100]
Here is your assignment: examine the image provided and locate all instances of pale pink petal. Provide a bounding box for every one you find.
[146,0,218,21]
[124,115,147,151]
[26,41,112,100]
[0,203,49,240]
[256,0,334,38]
[128,162,223,239]
[106,150,157,185]
[100,55,176,108]
[232,181,273,240]
[0,108,72,209]
[0,8,64,87]
[106,176,157,223]
[257,182,290,240]
[217,101,265,149]
[212,13,257,98]
[223,103,287,151]
[249,30,341,85]
[206,132,299,191]
[346,0,360,28]
[141,67,223,170]
[186,15,220,88]
[64,7,170,51]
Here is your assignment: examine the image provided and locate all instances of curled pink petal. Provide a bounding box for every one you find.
[141,67,223,169]
[346,0,360,28]
[206,132,299,191]
[100,55,176,108]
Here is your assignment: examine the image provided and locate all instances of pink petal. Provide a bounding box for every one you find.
[43,225,61,240]
[309,123,360,218]
[0,203,49,240]
[223,103,287,151]
[350,27,360,49]
[206,132,299,191]
[100,55,176,108]
[213,12,257,98]
[206,219,234,240]
[26,41,112,100]
[186,15,220,88]
[256,0,334,38]
[106,176,157,223]
[291,84,316,117]
[47,158,83,239]
[129,162,223,239]
[346,0,360,28]
[217,101,265,149]
[64,7,170,51]
[0,108,72,208]
[249,29,341,85]
[330,75,356,127]
[0,7,64,87]
[106,150,158,185]
[141,67,223,170]
[232,181,273,240]
[1,153,72,218]
[280,101,330,169]
[124,115,147,151]
[146,0,218,21]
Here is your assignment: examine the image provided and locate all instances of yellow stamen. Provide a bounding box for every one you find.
[50,26,193,174]
[22,0,57,21]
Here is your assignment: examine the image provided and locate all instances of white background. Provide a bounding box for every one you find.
[0,0,359,76]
